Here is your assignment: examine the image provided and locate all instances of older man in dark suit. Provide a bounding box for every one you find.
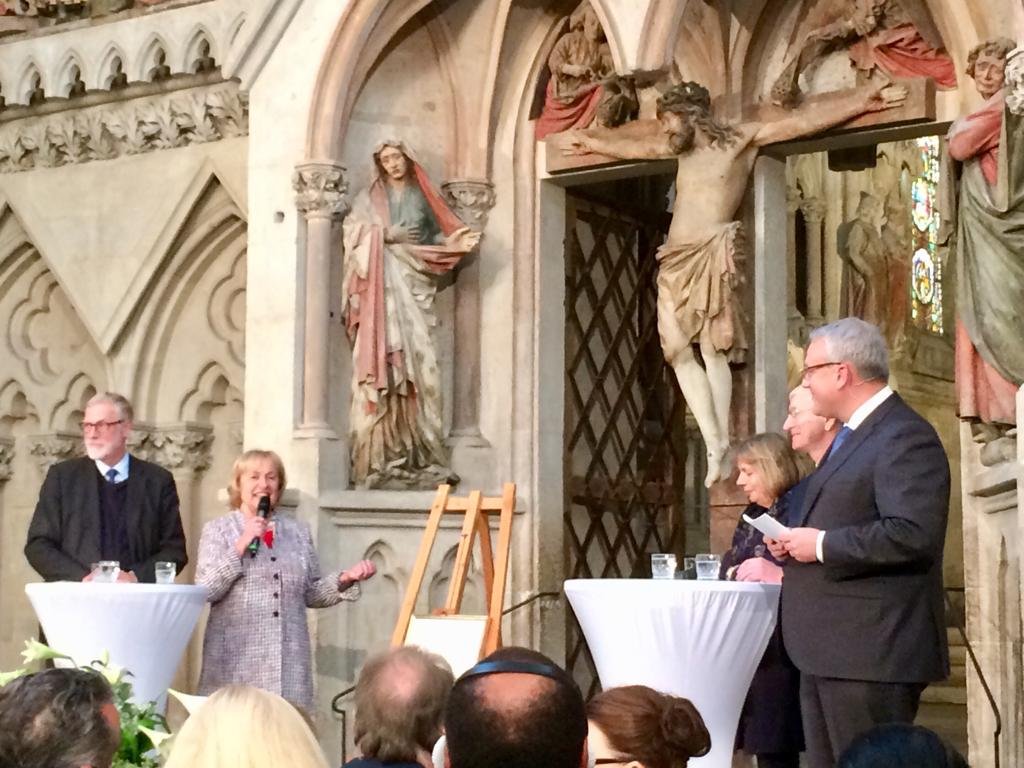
[766,318,950,768]
[25,392,187,583]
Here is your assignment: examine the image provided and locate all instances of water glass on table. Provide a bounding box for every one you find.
[695,553,721,580]
[650,553,677,580]
[154,561,177,584]
[90,561,120,583]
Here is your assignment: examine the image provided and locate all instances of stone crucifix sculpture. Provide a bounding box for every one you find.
[563,80,906,486]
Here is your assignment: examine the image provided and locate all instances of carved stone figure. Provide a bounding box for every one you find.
[341,141,481,489]
[770,0,955,106]
[67,65,86,98]
[108,57,129,90]
[564,80,906,485]
[838,191,889,326]
[148,48,172,83]
[535,3,637,139]
[948,38,1023,427]
[193,40,217,74]
[879,195,910,349]
[27,73,45,106]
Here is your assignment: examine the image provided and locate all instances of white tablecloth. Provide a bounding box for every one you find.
[565,579,781,768]
[25,582,206,709]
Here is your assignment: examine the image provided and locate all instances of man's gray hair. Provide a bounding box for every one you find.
[86,392,134,423]
[809,318,889,382]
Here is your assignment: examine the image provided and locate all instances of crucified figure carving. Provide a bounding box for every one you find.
[563,80,905,486]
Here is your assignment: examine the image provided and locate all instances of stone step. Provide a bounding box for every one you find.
[922,684,968,705]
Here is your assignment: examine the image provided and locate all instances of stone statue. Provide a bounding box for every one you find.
[879,194,910,349]
[27,72,45,106]
[67,65,86,98]
[534,2,637,139]
[108,57,129,90]
[770,0,955,106]
[948,38,1023,428]
[193,40,217,74]
[341,141,481,489]
[148,48,172,82]
[564,80,906,485]
[837,191,889,325]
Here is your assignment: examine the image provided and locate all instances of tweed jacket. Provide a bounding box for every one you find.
[195,510,360,711]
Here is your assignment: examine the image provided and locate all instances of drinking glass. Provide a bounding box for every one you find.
[695,553,721,581]
[91,561,120,583]
[154,561,177,584]
[650,553,677,580]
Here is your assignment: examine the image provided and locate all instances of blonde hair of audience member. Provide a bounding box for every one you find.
[227,450,287,509]
[783,385,838,465]
[587,685,710,768]
[732,432,812,504]
[354,646,454,767]
[164,685,329,768]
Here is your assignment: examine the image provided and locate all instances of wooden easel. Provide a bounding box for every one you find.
[391,483,516,660]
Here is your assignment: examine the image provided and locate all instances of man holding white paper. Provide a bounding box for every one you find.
[765,318,950,768]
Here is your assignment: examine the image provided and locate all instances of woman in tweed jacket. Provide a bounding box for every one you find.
[196,449,376,712]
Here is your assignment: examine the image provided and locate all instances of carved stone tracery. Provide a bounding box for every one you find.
[148,424,213,474]
[0,83,248,173]
[27,432,82,473]
[441,179,497,230]
[293,162,349,220]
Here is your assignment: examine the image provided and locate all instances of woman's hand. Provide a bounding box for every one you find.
[339,559,377,589]
[234,516,268,558]
[735,557,784,584]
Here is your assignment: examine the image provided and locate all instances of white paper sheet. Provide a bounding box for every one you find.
[742,512,790,540]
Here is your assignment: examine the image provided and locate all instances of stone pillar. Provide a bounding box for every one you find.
[441,178,496,443]
[293,162,349,438]
[800,198,825,325]
[148,424,213,689]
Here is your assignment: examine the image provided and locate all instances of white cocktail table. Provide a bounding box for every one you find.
[25,582,206,709]
[565,579,781,768]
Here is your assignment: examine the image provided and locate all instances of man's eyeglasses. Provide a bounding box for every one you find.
[800,361,842,381]
[80,420,124,433]
[594,760,635,766]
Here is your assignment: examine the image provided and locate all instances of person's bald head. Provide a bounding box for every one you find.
[444,648,587,768]
[783,385,838,465]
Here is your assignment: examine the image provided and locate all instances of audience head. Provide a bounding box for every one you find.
[354,646,454,766]
[587,685,710,768]
[733,432,809,508]
[164,685,329,768]
[837,723,968,768]
[443,647,587,768]
[82,392,134,466]
[804,318,889,422]
[0,667,120,768]
[227,449,287,513]
[783,385,839,465]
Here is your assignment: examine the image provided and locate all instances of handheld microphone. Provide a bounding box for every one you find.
[246,495,272,558]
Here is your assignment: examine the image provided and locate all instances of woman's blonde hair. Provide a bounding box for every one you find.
[164,686,328,768]
[227,450,287,509]
[733,432,811,502]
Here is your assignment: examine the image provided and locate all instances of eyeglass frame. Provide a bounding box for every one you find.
[80,419,125,433]
[800,361,843,381]
[593,760,636,766]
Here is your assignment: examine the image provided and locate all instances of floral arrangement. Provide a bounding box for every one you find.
[0,639,174,768]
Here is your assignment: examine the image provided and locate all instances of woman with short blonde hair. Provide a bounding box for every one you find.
[195,449,376,712]
[732,432,812,501]
[165,686,328,768]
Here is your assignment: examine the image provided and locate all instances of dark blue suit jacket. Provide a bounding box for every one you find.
[780,393,950,683]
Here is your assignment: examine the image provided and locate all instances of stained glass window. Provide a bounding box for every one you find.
[910,136,943,334]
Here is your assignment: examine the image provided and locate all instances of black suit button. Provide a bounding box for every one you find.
[273,573,279,580]
[271,556,277,562]
[273,611,279,617]
[273,592,279,599]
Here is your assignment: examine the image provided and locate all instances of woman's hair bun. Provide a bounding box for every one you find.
[659,695,712,759]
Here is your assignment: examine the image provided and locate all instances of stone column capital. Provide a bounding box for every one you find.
[786,184,802,214]
[0,437,14,483]
[1006,46,1024,115]
[147,424,214,474]
[442,179,497,230]
[293,161,349,220]
[27,432,84,473]
[800,198,826,223]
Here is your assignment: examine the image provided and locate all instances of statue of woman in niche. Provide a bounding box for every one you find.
[948,38,1022,430]
[534,2,637,140]
[342,141,481,489]
[837,191,889,326]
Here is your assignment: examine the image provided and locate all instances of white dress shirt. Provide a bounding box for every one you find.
[95,453,131,483]
[816,386,894,562]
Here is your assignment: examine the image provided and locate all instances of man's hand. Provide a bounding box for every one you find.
[763,536,789,561]
[339,559,377,589]
[735,557,784,584]
[561,130,594,156]
[778,527,822,563]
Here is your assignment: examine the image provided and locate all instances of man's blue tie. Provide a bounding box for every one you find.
[106,468,118,484]
[829,425,853,458]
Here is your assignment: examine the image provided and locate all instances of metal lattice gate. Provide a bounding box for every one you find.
[563,185,708,697]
